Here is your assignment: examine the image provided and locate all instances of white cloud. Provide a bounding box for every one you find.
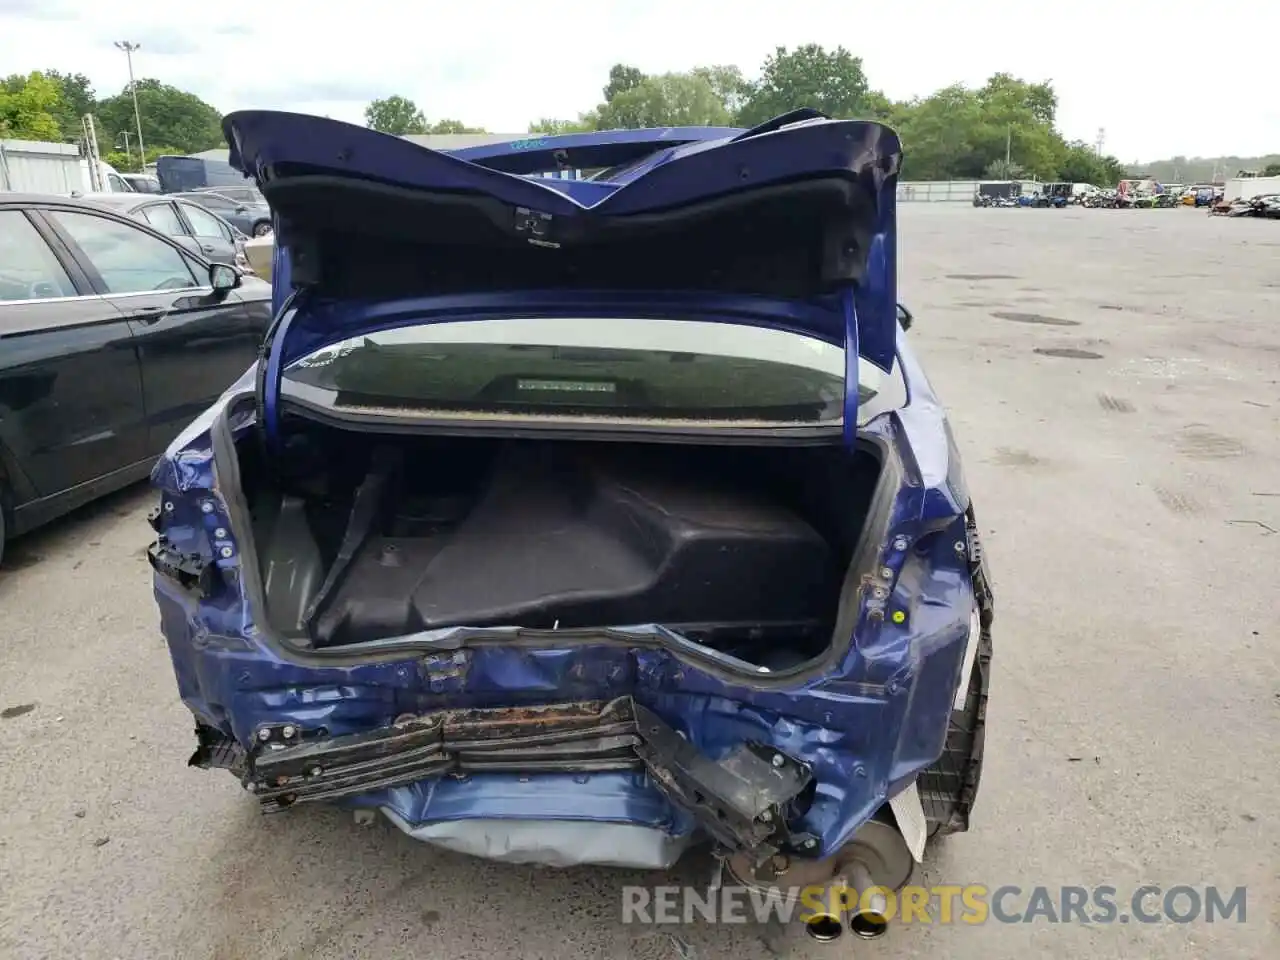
[1,0,1275,160]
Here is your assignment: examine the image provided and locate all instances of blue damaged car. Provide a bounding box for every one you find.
[149,108,993,942]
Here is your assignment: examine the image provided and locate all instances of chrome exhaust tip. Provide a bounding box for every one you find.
[725,813,911,944]
[848,906,890,940]
[805,871,850,943]
[847,860,890,940]
[804,912,845,942]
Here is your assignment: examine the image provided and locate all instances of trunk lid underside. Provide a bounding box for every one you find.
[221,110,903,444]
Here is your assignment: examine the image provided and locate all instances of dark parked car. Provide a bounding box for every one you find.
[85,193,252,272]
[174,190,272,237]
[150,112,993,943]
[0,194,272,565]
[119,172,163,194]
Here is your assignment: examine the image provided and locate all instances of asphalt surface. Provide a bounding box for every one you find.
[1,205,1277,960]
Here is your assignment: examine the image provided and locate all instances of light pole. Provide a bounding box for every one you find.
[114,41,146,166]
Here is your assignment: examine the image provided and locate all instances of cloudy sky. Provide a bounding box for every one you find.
[1,0,1275,162]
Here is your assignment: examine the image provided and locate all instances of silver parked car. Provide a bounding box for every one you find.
[177,190,273,237]
[85,193,253,273]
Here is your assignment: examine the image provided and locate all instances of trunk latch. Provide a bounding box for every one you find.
[514,207,558,248]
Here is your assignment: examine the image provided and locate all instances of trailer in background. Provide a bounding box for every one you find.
[1,114,140,195]
[1224,175,1280,202]
[0,139,85,193]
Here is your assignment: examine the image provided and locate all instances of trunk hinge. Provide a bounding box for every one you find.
[841,286,860,450]
[254,289,303,454]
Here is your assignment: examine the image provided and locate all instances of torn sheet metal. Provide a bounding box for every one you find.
[381,810,693,869]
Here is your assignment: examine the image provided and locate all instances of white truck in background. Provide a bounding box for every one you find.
[78,156,135,193]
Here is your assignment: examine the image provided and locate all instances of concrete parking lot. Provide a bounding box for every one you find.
[1,205,1276,960]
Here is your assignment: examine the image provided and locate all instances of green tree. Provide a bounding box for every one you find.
[1056,142,1125,186]
[527,115,599,134]
[364,95,427,135]
[893,85,987,179]
[0,71,63,140]
[602,64,645,103]
[860,90,903,124]
[43,70,95,140]
[984,159,1025,180]
[978,73,1057,126]
[1134,154,1278,183]
[735,44,869,126]
[102,143,178,173]
[1263,162,1280,177]
[967,74,1062,179]
[425,119,487,134]
[95,79,223,154]
[518,59,1155,190]
[692,65,751,118]
[885,73,1067,180]
[595,71,732,129]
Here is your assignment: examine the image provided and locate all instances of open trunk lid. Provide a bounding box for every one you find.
[222,110,902,443]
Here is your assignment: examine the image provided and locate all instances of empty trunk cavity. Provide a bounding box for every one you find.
[237,421,881,668]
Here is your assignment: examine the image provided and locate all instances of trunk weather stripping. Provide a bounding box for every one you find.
[205,389,901,687]
[198,698,814,856]
[256,296,866,454]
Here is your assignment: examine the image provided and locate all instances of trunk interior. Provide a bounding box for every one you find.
[236,419,882,668]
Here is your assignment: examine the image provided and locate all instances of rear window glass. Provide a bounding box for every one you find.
[282,317,891,427]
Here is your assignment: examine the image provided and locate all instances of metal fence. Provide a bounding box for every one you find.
[896,180,981,203]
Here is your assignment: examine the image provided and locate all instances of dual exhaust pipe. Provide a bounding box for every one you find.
[725,813,911,945]
[803,861,890,942]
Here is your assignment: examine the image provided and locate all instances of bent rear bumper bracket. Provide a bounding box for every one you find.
[201,697,813,855]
